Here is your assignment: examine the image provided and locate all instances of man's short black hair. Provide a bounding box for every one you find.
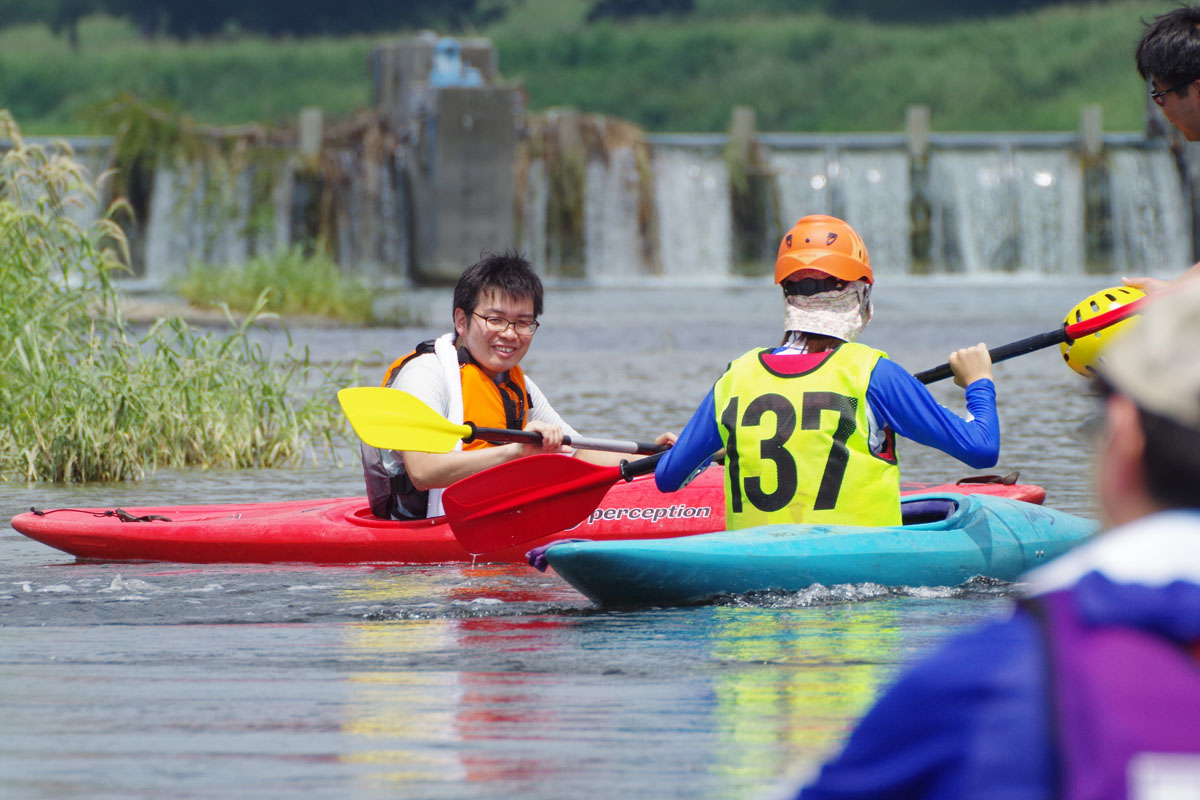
[1095,378,1200,510]
[453,250,544,319]
[1136,5,1200,88]
[1135,406,1200,510]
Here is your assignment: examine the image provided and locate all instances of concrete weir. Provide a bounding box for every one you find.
[6,34,1199,285]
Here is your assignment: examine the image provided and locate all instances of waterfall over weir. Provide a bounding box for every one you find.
[1107,148,1190,277]
[926,148,1084,276]
[11,129,1188,287]
[523,131,1189,283]
[651,146,731,282]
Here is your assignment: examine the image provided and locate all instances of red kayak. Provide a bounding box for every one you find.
[10,468,1044,564]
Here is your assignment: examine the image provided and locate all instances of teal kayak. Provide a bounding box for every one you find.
[540,494,1098,607]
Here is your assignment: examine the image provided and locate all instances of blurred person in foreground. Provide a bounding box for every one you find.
[654,214,998,529]
[1128,5,1200,292]
[362,250,674,520]
[789,281,1200,799]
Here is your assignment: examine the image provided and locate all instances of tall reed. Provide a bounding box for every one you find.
[174,245,376,324]
[0,111,352,482]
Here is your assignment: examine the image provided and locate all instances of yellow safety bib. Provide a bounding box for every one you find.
[712,342,901,529]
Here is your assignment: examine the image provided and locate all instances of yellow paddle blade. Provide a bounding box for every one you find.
[336,387,472,452]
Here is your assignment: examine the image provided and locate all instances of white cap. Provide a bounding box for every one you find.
[1101,279,1200,430]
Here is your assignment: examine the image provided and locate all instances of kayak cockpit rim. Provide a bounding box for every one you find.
[900,496,962,527]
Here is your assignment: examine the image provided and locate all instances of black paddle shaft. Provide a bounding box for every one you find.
[618,450,667,482]
[911,327,1068,385]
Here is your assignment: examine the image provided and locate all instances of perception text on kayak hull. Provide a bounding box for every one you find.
[581,504,714,527]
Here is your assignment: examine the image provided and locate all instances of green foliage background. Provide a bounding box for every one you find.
[0,0,1171,135]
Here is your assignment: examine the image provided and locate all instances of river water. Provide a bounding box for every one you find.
[2,279,1112,799]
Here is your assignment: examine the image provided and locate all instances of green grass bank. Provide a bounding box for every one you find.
[0,0,1171,136]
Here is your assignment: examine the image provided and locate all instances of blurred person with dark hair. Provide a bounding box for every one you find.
[1137,3,1200,142]
[1127,5,1200,292]
[788,281,1200,800]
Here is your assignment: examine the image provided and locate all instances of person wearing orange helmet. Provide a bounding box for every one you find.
[655,215,999,528]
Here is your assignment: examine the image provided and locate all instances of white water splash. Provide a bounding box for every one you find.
[98,575,161,595]
[453,597,503,606]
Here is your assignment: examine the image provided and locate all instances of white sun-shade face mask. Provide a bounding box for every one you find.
[782,269,874,342]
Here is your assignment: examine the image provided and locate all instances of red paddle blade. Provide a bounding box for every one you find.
[443,454,622,555]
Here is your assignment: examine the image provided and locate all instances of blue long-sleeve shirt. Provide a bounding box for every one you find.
[656,351,999,492]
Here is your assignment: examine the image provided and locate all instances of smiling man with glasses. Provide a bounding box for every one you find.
[361,250,675,520]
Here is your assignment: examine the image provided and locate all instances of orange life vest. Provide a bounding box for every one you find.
[382,341,530,449]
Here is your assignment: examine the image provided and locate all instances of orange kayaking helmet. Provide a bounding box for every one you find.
[1059,285,1145,377]
[775,215,873,285]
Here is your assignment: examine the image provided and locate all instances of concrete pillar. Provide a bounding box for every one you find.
[1080,105,1103,160]
[907,105,932,272]
[540,108,586,277]
[1079,104,1112,272]
[371,44,399,121]
[726,106,776,272]
[729,106,756,149]
[411,86,523,283]
[370,35,523,284]
[298,107,323,168]
[906,104,930,159]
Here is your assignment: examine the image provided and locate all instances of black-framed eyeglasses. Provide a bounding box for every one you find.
[472,312,540,335]
[1151,84,1182,106]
